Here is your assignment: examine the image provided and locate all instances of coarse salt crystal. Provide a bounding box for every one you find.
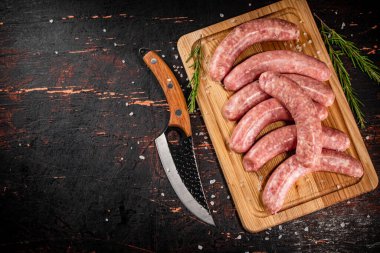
[236,235,242,239]
[54,51,58,54]
[49,19,54,23]
[279,225,283,230]
[341,22,346,30]
[367,214,371,218]
[211,194,215,198]
[139,155,145,160]
[227,195,230,199]
[122,60,125,64]
[105,218,109,222]
[114,42,117,46]
[304,227,309,232]
[365,135,370,140]
[198,245,203,250]
[125,102,129,106]
[220,13,224,18]
[210,201,215,206]
[210,179,216,184]
[308,40,312,44]
[295,232,298,235]
[162,54,165,58]
[161,192,165,196]
[278,235,283,239]
[303,32,307,36]
[174,54,179,59]
[340,222,345,228]
[103,28,107,32]
[120,157,124,161]
[129,112,134,116]
[265,237,269,240]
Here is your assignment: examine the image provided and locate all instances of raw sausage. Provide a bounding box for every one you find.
[262,149,364,214]
[243,125,350,171]
[284,74,335,107]
[209,18,300,82]
[222,81,270,121]
[222,74,334,121]
[224,50,331,91]
[229,98,327,153]
[259,72,322,167]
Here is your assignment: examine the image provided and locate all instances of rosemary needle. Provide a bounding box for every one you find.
[186,36,203,113]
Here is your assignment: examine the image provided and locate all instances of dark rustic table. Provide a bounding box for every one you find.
[0,0,379,252]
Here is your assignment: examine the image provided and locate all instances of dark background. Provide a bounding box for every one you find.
[0,0,379,252]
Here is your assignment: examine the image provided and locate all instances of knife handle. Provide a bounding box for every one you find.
[143,50,192,137]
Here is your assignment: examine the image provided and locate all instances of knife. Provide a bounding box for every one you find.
[139,48,215,226]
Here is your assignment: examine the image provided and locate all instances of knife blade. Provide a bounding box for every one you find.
[139,48,214,226]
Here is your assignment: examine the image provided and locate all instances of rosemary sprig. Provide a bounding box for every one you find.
[186,36,203,113]
[315,14,380,128]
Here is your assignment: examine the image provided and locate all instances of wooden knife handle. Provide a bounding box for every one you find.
[143,50,192,137]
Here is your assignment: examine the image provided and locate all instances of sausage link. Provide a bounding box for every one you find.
[224,50,331,91]
[209,18,300,82]
[222,81,270,121]
[222,74,333,121]
[243,125,350,171]
[262,149,364,214]
[229,98,327,153]
[259,72,322,167]
[283,74,335,107]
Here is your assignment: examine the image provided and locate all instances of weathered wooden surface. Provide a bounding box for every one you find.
[0,0,379,252]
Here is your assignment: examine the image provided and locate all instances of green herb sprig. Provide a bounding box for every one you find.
[315,14,380,128]
[186,36,203,113]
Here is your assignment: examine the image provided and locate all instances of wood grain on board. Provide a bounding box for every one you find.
[178,0,378,232]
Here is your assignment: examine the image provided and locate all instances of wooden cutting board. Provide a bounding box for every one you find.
[177,0,378,232]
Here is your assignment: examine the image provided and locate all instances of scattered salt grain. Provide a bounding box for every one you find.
[131,81,135,84]
[198,245,203,250]
[308,40,312,44]
[161,192,165,196]
[210,201,215,206]
[304,226,309,232]
[265,237,269,240]
[227,195,230,199]
[365,135,370,140]
[103,28,107,32]
[220,186,223,189]
[105,218,109,222]
[212,210,217,213]
[341,22,346,30]
[295,232,298,235]
[174,54,179,59]
[340,222,345,228]
[122,60,125,64]
[137,141,140,144]
[347,201,351,204]
[129,112,134,116]
[249,3,252,6]
[162,54,166,58]
[172,47,175,50]
[210,179,216,184]
[317,50,321,54]
[335,11,338,15]
[278,235,283,239]
[204,136,208,140]
[139,155,145,160]
[303,32,307,36]
[125,102,129,106]
[367,214,371,218]
[279,225,283,230]
[49,19,54,23]
[120,157,124,161]
[54,51,58,54]
[236,235,242,239]
[220,13,224,18]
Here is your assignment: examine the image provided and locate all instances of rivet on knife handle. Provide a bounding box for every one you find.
[142,51,192,137]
